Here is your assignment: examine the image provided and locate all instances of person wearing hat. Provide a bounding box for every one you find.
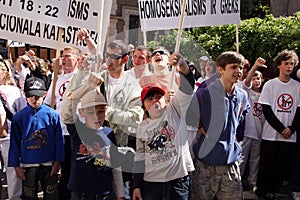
[132,52,195,200]
[8,77,64,200]
[62,89,130,200]
[198,55,209,78]
[187,60,201,81]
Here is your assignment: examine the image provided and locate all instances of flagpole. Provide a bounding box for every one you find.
[50,27,63,108]
[171,0,187,89]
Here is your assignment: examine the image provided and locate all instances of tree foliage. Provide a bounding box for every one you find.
[147,12,300,78]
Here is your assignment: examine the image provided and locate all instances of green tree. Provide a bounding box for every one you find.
[147,12,300,79]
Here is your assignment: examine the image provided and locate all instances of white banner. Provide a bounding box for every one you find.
[138,0,240,32]
[0,0,112,52]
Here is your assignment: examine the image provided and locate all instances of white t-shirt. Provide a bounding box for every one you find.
[242,81,265,140]
[126,64,152,80]
[258,78,300,142]
[108,74,122,102]
[44,72,76,135]
[135,90,194,182]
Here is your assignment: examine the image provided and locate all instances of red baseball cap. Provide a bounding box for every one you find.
[141,85,166,101]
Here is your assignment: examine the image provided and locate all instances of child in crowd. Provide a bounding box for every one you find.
[191,51,250,200]
[256,50,300,199]
[8,77,64,199]
[62,88,128,200]
[238,58,266,191]
[132,52,195,200]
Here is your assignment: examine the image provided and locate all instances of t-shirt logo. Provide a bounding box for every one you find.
[59,81,70,101]
[253,102,263,117]
[77,142,111,167]
[25,129,48,149]
[146,120,177,166]
[277,93,293,111]
[59,81,70,97]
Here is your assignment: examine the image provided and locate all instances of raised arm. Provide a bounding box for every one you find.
[244,57,267,87]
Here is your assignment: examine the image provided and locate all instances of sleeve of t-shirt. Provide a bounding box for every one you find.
[262,104,285,134]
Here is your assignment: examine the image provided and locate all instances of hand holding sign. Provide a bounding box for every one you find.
[169,52,189,75]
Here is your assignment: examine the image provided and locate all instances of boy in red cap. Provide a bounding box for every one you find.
[132,52,195,200]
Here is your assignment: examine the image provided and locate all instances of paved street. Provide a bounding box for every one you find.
[0,172,294,200]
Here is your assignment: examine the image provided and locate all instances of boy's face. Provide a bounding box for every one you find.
[143,92,166,119]
[218,63,243,84]
[205,62,214,75]
[251,74,262,90]
[278,58,295,77]
[79,105,106,130]
[27,96,44,108]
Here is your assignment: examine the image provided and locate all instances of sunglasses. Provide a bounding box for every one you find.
[151,50,167,57]
[105,53,126,60]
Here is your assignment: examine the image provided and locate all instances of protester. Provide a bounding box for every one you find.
[61,37,144,200]
[196,58,216,85]
[198,55,209,78]
[126,45,152,80]
[256,49,300,199]
[14,50,51,90]
[61,88,129,200]
[44,46,82,200]
[238,58,267,192]
[139,46,180,94]
[187,60,201,81]
[126,44,135,70]
[190,51,250,200]
[0,58,26,200]
[132,52,195,200]
[8,77,64,200]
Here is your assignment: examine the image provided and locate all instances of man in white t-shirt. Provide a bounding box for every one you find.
[44,46,81,200]
[126,45,152,80]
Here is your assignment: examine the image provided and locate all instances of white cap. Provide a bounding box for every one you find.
[199,56,209,61]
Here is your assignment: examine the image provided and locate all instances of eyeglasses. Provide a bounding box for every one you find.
[105,53,126,60]
[151,50,167,57]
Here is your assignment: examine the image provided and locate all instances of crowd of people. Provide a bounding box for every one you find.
[0,27,300,200]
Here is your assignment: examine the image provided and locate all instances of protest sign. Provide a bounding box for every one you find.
[0,0,112,52]
[138,0,240,32]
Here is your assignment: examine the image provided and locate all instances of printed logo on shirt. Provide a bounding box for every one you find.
[58,81,70,101]
[77,142,111,167]
[25,129,48,149]
[253,101,263,117]
[146,120,177,166]
[277,93,293,113]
